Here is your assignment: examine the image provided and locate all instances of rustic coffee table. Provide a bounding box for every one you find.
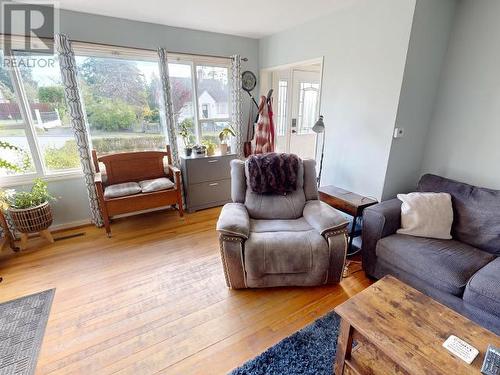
[334,276,500,374]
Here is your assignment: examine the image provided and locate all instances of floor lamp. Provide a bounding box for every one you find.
[312,115,325,187]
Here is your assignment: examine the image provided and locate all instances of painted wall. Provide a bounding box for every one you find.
[4,9,259,227]
[420,0,500,189]
[259,0,416,200]
[382,0,457,199]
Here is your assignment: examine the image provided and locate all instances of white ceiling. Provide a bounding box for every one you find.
[57,0,349,39]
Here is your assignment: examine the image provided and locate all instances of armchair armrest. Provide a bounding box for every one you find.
[94,171,103,184]
[303,200,349,236]
[216,203,250,239]
[361,198,401,277]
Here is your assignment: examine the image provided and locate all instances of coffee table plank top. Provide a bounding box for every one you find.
[335,276,500,374]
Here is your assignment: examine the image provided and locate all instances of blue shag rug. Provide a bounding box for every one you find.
[230,311,341,375]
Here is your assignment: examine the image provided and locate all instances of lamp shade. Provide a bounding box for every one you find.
[312,115,325,133]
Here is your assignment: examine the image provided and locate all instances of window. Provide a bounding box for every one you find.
[1,39,81,182]
[169,56,232,152]
[297,82,319,134]
[276,80,288,137]
[73,46,167,155]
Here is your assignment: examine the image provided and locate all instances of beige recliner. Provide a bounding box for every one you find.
[216,158,348,289]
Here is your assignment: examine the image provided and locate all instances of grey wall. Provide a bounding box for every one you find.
[421,0,500,189]
[4,9,259,227]
[382,0,457,199]
[259,0,416,200]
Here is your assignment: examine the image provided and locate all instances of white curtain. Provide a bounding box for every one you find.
[157,48,179,165]
[55,34,103,227]
[230,55,244,159]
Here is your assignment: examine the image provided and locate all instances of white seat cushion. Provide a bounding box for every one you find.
[104,182,141,199]
[139,177,174,193]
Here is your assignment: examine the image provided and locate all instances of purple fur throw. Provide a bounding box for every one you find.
[248,153,300,194]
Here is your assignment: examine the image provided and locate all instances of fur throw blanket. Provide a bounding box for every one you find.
[247,153,300,194]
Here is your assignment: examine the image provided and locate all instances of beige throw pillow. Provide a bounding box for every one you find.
[397,192,453,240]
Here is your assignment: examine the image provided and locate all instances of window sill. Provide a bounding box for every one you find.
[1,170,84,187]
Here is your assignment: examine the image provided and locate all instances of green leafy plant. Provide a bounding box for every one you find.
[44,141,81,170]
[178,118,195,148]
[218,126,235,144]
[0,140,31,173]
[86,98,136,131]
[202,139,217,156]
[1,179,54,210]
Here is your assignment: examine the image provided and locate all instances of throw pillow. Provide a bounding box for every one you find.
[139,177,175,193]
[397,192,453,240]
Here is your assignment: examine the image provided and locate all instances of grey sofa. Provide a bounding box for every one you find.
[362,174,500,334]
[216,158,349,289]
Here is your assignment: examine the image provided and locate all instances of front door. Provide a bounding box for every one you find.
[272,66,321,160]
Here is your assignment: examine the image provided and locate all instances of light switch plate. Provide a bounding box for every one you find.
[393,127,405,138]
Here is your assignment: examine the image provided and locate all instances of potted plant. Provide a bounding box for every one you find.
[202,139,217,156]
[1,179,55,238]
[178,119,195,157]
[218,126,235,155]
[193,144,206,157]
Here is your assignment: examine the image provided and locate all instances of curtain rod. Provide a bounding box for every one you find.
[0,33,249,61]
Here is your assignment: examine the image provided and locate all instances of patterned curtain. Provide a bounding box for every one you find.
[55,34,103,227]
[230,55,244,159]
[157,48,179,165]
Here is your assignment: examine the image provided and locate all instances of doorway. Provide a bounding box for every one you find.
[261,59,323,160]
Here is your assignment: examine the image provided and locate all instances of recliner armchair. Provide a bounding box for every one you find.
[216,158,349,289]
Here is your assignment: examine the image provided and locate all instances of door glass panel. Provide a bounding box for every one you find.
[297,82,319,134]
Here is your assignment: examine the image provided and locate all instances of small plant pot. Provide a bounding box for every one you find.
[220,143,228,155]
[185,147,193,157]
[206,148,216,156]
[8,201,53,234]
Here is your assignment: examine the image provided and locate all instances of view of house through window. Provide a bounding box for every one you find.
[0,40,232,181]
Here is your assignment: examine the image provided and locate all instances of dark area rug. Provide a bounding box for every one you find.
[230,311,341,375]
[0,289,55,375]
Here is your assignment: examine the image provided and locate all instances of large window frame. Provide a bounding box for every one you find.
[1,35,84,186]
[168,53,232,146]
[1,37,232,186]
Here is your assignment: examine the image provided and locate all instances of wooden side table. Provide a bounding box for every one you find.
[318,186,377,255]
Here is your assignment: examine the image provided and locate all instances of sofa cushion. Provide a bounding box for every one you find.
[376,234,496,296]
[418,174,500,255]
[245,230,328,278]
[104,182,141,199]
[139,177,174,193]
[250,218,313,233]
[463,257,500,317]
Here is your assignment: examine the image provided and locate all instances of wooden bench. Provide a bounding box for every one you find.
[92,145,183,237]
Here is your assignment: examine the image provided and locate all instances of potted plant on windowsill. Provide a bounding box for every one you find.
[178,119,195,157]
[1,179,55,249]
[218,126,235,155]
[202,140,217,156]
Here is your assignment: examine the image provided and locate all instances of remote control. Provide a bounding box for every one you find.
[481,345,500,375]
[442,335,479,365]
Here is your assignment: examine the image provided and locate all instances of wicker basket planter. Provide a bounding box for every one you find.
[8,201,53,234]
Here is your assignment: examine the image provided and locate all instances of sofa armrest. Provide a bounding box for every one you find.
[303,200,349,236]
[361,198,401,277]
[216,203,250,239]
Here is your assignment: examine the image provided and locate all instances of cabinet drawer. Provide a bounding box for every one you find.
[187,179,231,208]
[186,156,233,184]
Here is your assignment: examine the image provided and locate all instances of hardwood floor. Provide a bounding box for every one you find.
[0,207,371,374]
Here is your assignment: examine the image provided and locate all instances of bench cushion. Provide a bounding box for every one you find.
[104,182,141,199]
[463,257,500,317]
[139,177,174,193]
[376,234,495,296]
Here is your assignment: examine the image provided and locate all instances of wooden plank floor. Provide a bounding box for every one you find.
[0,207,371,374]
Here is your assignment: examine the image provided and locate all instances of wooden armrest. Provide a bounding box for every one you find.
[94,172,103,184]
[168,165,181,174]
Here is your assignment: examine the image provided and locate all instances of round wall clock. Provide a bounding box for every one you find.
[241,71,257,92]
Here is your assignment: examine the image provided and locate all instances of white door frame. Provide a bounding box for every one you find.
[260,57,324,159]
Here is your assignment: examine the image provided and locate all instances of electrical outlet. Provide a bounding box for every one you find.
[393,127,404,138]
